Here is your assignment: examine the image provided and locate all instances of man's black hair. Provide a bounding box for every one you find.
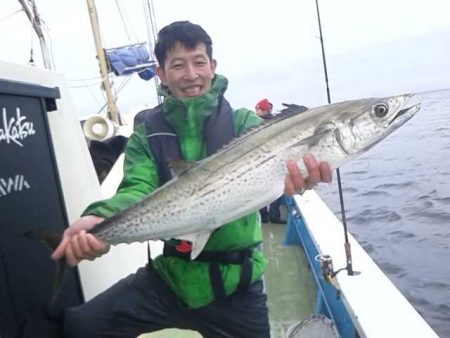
[154,21,213,67]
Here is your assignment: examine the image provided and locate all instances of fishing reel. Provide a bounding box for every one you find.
[316,253,361,283]
[315,254,336,282]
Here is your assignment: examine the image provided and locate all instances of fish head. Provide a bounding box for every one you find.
[335,93,421,155]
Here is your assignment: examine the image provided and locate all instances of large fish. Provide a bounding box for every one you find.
[30,94,420,260]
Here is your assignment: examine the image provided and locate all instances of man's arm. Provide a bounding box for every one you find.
[83,124,160,218]
[53,124,160,265]
[52,215,108,266]
[54,113,332,265]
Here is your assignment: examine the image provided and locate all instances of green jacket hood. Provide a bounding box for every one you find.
[158,74,229,137]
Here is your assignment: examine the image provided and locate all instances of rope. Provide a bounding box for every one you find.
[115,0,132,41]
[92,75,134,116]
[144,0,161,104]
[68,74,109,88]
[0,8,24,23]
[68,75,103,82]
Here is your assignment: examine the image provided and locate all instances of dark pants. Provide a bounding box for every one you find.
[259,197,283,222]
[64,264,270,338]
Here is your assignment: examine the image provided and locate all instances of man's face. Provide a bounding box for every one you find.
[255,108,270,117]
[156,42,217,99]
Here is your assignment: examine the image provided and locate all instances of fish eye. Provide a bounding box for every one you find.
[373,103,389,117]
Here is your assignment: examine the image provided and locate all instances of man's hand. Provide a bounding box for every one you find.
[51,215,110,266]
[284,154,332,196]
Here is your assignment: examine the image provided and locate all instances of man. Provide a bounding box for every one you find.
[54,21,332,338]
[255,98,274,119]
[254,98,287,224]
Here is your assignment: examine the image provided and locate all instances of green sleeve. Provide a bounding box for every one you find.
[83,124,160,218]
[233,108,263,136]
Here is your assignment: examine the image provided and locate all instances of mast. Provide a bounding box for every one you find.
[86,0,121,125]
[17,0,53,70]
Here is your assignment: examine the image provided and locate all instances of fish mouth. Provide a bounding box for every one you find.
[389,103,421,126]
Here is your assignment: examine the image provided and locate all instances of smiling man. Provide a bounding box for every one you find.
[58,21,332,338]
[156,43,216,98]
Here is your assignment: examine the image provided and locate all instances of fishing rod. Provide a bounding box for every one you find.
[314,0,357,276]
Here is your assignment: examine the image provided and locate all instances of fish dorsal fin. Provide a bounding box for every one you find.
[208,109,312,155]
[167,160,197,176]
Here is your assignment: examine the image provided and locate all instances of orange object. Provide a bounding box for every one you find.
[176,240,193,252]
[255,98,272,112]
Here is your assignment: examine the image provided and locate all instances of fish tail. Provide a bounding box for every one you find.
[24,229,67,306]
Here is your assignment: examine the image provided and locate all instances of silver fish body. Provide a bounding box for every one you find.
[90,94,420,257]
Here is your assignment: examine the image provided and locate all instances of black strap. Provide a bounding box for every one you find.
[163,245,251,264]
[164,245,253,300]
[209,262,227,302]
[236,253,252,295]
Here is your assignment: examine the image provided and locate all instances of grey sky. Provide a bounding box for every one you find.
[1,0,449,117]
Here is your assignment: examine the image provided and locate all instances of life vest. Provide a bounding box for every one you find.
[141,95,235,183]
[139,95,253,301]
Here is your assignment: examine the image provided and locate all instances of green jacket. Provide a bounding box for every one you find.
[84,74,268,308]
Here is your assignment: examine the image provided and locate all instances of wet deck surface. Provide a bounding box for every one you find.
[141,222,316,338]
[262,222,316,338]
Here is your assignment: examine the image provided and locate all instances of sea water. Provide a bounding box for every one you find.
[316,88,450,337]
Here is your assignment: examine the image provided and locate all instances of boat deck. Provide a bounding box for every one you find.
[263,222,316,337]
[140,222,316,338]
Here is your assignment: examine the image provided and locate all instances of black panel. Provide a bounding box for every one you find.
[0,79,83,337]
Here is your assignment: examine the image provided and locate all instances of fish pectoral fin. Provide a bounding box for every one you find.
[177,232,212,260]
[292,128,334,148]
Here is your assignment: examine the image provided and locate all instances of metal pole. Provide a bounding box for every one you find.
[86,0,121,125]
[18,0,53,70]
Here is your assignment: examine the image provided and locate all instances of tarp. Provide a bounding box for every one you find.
[105,43,156,80]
